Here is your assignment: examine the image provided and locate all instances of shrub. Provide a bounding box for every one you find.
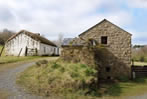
[18,60,98,97]
[117,76,129,82]
[140,56,145,62]
[36,60,48,67]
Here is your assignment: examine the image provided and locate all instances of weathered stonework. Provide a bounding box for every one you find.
[79,19,132,80]
[61,46,96,67]
[61,19,132,81]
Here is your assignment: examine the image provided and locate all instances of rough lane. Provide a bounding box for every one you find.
[0,62,46,99]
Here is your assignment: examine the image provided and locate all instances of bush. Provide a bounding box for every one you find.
[140,56,145,62]
[36,60,48,67]
[117,76,129,82]
[18,60,98,97]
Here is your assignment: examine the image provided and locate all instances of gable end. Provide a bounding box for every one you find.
[79,19,132,37]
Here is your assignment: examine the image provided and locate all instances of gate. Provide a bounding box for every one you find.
[131,65,147,78]
[25,47,37,56]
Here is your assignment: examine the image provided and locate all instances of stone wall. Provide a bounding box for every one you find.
[61,46,96,67]
[94,47,130,80]
[61,19,132,81]
[61,45,130,80]
[79,20,132,79]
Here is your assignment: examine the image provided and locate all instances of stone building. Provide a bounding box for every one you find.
[5,30,59,56]
[61,19,132,81]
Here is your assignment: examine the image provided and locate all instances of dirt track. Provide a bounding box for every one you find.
[0,57,57,99]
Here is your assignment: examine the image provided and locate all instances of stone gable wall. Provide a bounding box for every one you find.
[61,20,132,80]
[79,21,131,66]
[79,21,131,79]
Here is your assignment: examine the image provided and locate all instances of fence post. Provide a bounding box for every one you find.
[18,48,22,57]
[0,46,5,57]
[25,47,28,56]
[132,72,136,79]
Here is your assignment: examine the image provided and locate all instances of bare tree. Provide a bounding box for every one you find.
[58,33,64,47]
[0,28,16,45]
[53,33,64,47]
[132,45,147,61]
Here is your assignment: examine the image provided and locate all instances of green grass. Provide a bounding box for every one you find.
[0,90,9,99]
[100,78,147,96]
[0,56,41,64]
[17,60,147,99]
[133,56,147,62]
[134,62,147,66]
[17,60,98,98]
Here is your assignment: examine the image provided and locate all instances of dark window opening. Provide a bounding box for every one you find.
[89,39,96,46]
[44,47,46,53]
[107,76,111,80]
[101,36,107,44]
[106,67,111,72]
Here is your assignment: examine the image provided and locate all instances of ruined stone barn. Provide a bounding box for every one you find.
[5,30,59,56]
[61,19,132,80]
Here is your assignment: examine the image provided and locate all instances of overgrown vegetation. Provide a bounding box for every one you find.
[17,60,98,97]
[17,59,147,98]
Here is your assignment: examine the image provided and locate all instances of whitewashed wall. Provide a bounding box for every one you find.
[5,32,58,56]
[39,43,56,55]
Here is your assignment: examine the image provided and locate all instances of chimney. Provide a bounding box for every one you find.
[36,33,40,36]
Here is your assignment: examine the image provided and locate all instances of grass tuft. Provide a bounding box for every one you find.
[17,59,147,99]
[17,60,98,97]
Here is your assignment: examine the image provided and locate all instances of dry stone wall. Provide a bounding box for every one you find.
[61,46,96,67]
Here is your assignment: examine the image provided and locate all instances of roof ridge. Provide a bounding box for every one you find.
[79,19,132,36]
[6,30,57,47]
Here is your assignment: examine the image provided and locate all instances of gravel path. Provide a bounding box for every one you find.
[0,62,47,99]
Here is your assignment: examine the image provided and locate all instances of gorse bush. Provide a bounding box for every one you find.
[36,60,48,67]
[17,60,98,97]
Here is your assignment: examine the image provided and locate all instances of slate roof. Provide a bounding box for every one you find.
[62,38,73,46]
[62,37,86,46]
[7,30,57,47]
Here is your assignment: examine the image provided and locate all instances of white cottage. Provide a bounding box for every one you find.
[5,30,59,56]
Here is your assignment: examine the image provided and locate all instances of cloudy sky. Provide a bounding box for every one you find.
[0,0,147,44]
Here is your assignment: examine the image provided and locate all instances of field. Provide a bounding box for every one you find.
[134,61,147,66]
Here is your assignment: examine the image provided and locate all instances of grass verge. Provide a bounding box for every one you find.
[0,56,41,64]
[0,90,9,99]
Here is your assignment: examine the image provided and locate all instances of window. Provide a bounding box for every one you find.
[107,76,111,80]
[106,67,111,72]
[44,47,46,53]
[101,36,107,44]
[89,39,96,46]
